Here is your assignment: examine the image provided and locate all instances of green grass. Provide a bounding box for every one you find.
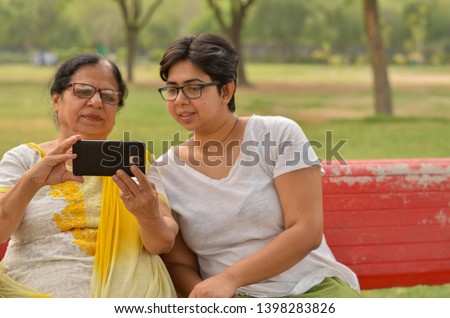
[361,284,450,298]
[303,117,449,161]
[0,63,449,297]
[1,63,448,157]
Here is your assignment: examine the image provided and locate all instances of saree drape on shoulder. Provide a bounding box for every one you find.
[0,177,176,298]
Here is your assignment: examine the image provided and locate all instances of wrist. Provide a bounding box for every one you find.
[136,207,164,225]
[21,170,44,192]
[220,267,243,291]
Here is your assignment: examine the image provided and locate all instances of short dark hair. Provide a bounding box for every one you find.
[159,34,238,111]
[50,53,128,108]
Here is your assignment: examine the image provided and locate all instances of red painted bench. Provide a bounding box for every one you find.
[0,240,6,260]
[1,158,450,291]
[322,158,450,290]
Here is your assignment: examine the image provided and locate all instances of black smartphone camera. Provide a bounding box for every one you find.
[72,140,146,176]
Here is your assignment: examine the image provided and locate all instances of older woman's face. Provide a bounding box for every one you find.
[52,61,120,140]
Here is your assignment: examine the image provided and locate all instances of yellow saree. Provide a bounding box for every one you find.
[0,177,175,298]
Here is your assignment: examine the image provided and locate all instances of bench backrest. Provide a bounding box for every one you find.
[322,158,450,290]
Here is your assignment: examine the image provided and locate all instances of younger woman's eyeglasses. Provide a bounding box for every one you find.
[157,81,220,101]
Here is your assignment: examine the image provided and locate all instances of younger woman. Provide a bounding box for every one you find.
[150,34,360,298]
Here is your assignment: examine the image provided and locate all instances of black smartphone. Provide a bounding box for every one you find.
[72,140,146,176]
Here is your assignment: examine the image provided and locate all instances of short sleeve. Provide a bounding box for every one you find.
[0,145,41,192]
[270,117,321,178]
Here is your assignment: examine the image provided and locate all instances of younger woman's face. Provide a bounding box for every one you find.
[164,59,231,133]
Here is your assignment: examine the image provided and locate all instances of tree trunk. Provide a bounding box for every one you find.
[364,0,393,115]
[206,0,255,87]
[228,25,249,87]
[116,0,163,83]
[126,27,137,82]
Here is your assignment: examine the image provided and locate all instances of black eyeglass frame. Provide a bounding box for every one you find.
[66,82,122,105]
[157,81,221,101]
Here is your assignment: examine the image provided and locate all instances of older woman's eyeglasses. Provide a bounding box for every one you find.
[67,83,121,105]
[157,81,221,101]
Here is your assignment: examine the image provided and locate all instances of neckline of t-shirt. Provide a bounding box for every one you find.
[169,115,257,183]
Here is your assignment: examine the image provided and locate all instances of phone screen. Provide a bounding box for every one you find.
[72,140,146,176]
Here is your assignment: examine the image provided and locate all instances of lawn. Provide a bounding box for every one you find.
[1,63,448,159]
[0,63,449,297]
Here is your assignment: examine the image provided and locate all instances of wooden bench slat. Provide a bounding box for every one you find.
[323,175,450,193]
[325,224,450,246]
[323,192,450,211]
[358,271,450,289]
[349,260,450,289]
[324,208,450,228]
[351,260,450,275]
[323,158,450,177]
[331,241,450,264]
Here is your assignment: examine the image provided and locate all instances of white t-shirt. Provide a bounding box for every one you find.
[149,115,360,297]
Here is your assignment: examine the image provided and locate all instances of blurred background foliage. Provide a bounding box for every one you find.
[0,0,449,66]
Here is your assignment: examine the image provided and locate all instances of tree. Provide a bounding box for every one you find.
[245,0,311,63]
[206,0,256,86]
[115,0,164,82]
[403,2,428,64]
[363,0,392,115]
[0,0,78,51]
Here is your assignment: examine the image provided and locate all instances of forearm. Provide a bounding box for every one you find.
[0,172,40,241]
[137,214,178,255]
[221,224,322,291]
[160,232,202,297]
[165,263,203,297]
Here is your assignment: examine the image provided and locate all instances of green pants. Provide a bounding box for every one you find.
[286,277,360,298]
[241,277,360,298]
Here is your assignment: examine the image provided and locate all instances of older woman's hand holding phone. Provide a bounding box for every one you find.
[26,135,84,189]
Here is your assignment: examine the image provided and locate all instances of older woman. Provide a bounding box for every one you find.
[0,53,177,297]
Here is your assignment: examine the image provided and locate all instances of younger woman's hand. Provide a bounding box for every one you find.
[189,274,239,298]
